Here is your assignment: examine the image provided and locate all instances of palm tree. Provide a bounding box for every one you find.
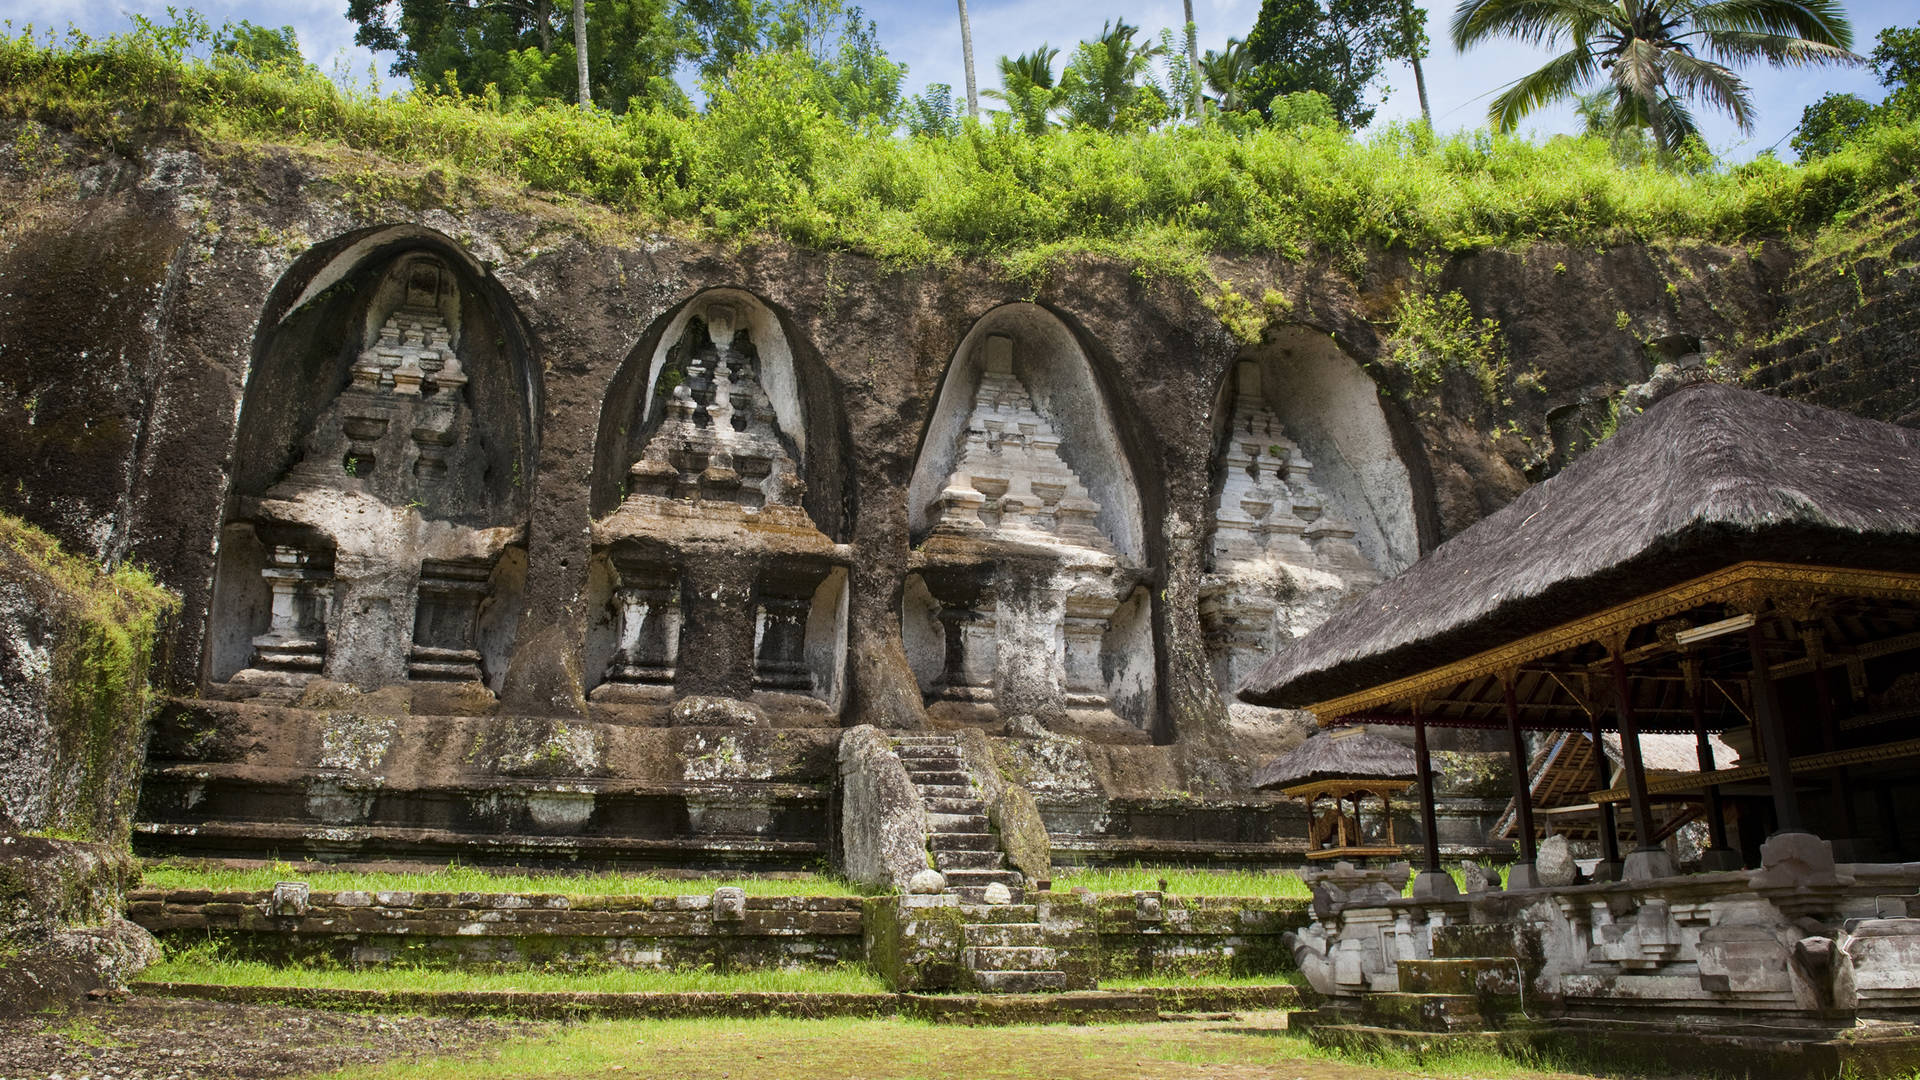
[983,46,1063,135]
[573,0,589,108]
[1452,0,1859,160]
[1199,38,1255,114]
[1398,0,1432,127]
[1182,0,1203,118]
[1060,19,1165,131]
[957,0,978,119]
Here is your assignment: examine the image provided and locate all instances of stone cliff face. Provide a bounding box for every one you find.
[0,120,1881,869]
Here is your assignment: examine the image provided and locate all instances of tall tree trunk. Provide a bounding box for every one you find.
[1399,0,1431,127]
[536,0,553,54]
[1183,0,1202,119]
[573,0,590,109]
[956,0,977,119]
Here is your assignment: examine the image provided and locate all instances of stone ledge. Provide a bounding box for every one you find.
[133,983,1260,1026]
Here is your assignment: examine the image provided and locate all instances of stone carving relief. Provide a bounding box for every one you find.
[909,331,1150,739]
[590,295,846,715]
[213,252,526,698]
[1203,360,1380,704]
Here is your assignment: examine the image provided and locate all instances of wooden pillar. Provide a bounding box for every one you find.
[1501,674,1540,889]
[1611,650,1674,879]
[1414,706,1441,873]
[1806,630,1858,843]
[1747,620,1805,834]
[1587,706,1622,876]
[1688,660,1738,870]
[1410,704,1458,898]
[1608,652,1656,850]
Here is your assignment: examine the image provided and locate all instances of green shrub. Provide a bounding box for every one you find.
[0,13,1916,285]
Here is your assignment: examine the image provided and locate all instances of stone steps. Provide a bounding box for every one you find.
[906,764,975,780]
[889,734,1053,990]
[915,786,976,803]
[934,849,1006,872]
[965,945,1057,972]
[969,970,1068,993]
[1431,923,1529,960]
[928,812,989,833]
[1396,957,1522,997]
[963,922,1043,947]
[1354,991,1492,1033]
[945,868,1023,890]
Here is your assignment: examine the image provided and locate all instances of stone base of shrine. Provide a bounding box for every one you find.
[1284,848,1920,1078]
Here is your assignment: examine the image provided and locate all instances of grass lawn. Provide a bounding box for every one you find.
[144,952,888,995]
[138,860,872,898]
[1049,866,1311,898]
[307,1013,1639,1080]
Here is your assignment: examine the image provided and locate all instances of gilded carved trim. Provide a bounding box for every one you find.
[1309,561,1920,722]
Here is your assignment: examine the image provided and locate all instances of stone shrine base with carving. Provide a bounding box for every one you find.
[1285,840,1920,1077]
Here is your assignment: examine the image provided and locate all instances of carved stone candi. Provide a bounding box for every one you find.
[1202,359,1380,706]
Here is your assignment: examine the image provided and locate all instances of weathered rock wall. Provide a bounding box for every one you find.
[0,516,172,1012]
[1,120,1884,867]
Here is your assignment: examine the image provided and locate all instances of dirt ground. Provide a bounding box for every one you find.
[0,995,545,1080]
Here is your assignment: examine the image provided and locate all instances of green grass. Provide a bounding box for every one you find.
[144,951,888,996]
[1050,865,1312,899]
[2,13,1916,298]
[138,860,872,898]
[308,1013,1636,1080]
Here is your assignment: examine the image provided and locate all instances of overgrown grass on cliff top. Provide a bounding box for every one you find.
[1,20,1916,280]
[0,511,173,631]
[139,860,873,898]
[146,947,888,995]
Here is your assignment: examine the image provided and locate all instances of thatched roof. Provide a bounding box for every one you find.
[1253,728,1418,790]
[1240,384,1920,708]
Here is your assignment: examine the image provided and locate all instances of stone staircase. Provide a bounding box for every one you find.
[895,734,1066,992]
[1294,923,1538,1051]
[1743,183,1920,427]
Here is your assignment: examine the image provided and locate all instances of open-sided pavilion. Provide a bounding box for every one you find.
[1241,381,1920,891]
[1240,383,1920,1071]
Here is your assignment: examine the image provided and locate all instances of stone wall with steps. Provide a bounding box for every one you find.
[1744,184,1920,426]
[129,883,1304,993]
[894,734,1064,990]
[131,887,866,971]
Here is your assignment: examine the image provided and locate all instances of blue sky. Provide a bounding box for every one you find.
[5,0,1912,159]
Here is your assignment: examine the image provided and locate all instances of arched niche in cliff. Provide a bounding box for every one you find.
[204,226,541,700]
[1201,325,1420,707]
[904,303,1155,742]
[583,289,851,720]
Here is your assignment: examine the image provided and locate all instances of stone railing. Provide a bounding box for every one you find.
[1288,836,1920,1032]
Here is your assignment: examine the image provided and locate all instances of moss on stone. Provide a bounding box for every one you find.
[0,513,175,847]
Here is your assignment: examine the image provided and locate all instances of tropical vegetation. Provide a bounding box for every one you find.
[1452,0,1862,162]
[0,7,1916,289]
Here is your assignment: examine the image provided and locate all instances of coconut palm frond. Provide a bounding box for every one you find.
[1686,0,1853,43]
[1687,28,1859,66]
[1662,49,1753,129]
[1452,0,1621,49]
[1488,45,1605,129]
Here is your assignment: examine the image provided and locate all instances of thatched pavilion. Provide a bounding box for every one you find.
[1254,727,1416,861]
[1239,382,1920,893]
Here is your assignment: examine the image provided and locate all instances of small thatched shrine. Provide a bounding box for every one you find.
[1239,383,1920,1073]
[1255,728,1414,860]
